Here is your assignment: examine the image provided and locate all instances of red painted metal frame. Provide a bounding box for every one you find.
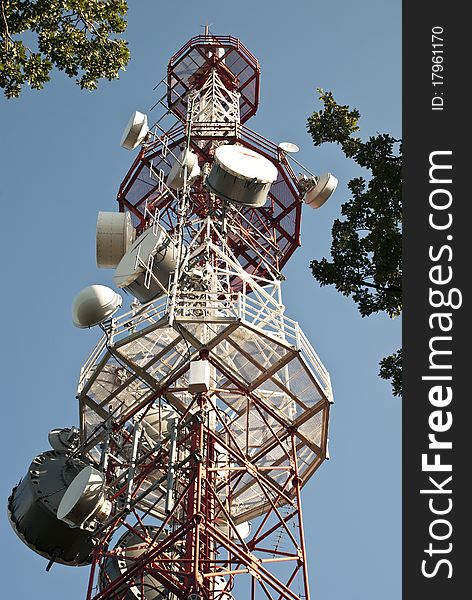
[89,35,316,600]
[85,393,312,600]
[116,34,301,284]
[116,126,302,284]
[167,36,260,124]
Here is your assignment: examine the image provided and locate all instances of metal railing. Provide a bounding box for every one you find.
[78,292,331,399]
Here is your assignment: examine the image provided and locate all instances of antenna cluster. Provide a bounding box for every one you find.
[8,33,336,600]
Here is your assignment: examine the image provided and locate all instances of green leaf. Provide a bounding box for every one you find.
[1,1,129,98]
[308,91,402,395]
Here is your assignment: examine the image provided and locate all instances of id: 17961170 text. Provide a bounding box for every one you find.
[432,26,445,111]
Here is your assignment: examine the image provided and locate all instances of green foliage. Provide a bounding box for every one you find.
[379,348,402,397]
[0,0,129,98]
[307,89,402,396]
[307,90,361,153]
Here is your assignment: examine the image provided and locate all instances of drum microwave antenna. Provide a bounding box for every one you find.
[9,32,336,600]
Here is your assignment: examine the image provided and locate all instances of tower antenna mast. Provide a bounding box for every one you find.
[8,32,338,600]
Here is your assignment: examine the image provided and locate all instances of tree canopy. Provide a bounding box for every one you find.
[307,90,402,396]
[0,0,129,98]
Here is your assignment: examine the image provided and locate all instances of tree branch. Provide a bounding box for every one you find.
[353,279,402,294]
[1,0,11,51]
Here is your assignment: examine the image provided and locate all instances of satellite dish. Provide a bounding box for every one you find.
[278,142,299,153]
[48,427,80,453]
[206,144,278,208]
[214,571,233,600]
[72,285,122,328]
[8,451,94,565]
[114,225,179,303]
[96,211,136,269]
[120,111,149,150]
[303,173,338,208]
[166,149,200,190]
[57,465,112,527]
[99,527,170,599]
[141,404,178,444]
[234,521,251,539]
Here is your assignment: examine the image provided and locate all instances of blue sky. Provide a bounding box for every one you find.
[0,1,401,598]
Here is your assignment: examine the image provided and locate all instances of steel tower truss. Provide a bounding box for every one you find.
[73,34,332,600]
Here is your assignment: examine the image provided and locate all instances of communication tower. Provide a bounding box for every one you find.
[8,33,337,600]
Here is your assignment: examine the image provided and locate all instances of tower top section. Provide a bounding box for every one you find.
[115,32,337,289]
[167,35,260,124]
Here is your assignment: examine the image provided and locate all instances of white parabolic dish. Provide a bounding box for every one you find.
[72,285,122,328]
[166,149,200,190]
[114,226,166,288]
[214,145,278,184]
[303,172,338,209]
[96,211,136,269]
[278,142,300,153]
[120,110,149,150]
[57,465,111,526]
[113,225,179,303]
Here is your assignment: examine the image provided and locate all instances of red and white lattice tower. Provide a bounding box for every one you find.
[8,33,334,600]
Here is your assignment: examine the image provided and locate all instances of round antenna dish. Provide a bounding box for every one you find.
[99,526,173,600]
[235,521,252,539]
[48,427,80,453]
[278,142,299,153]
[57,465,112,527]
[206,145,278,208]
[166,149,200,191]
[72,285,122,328]
[97,211,136,269]
[8,451,94,565]
[141,404,178,444]
[214,572,233,600]
[303,173,338,208]
[114,225,179,303]
[120,111,149,150]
